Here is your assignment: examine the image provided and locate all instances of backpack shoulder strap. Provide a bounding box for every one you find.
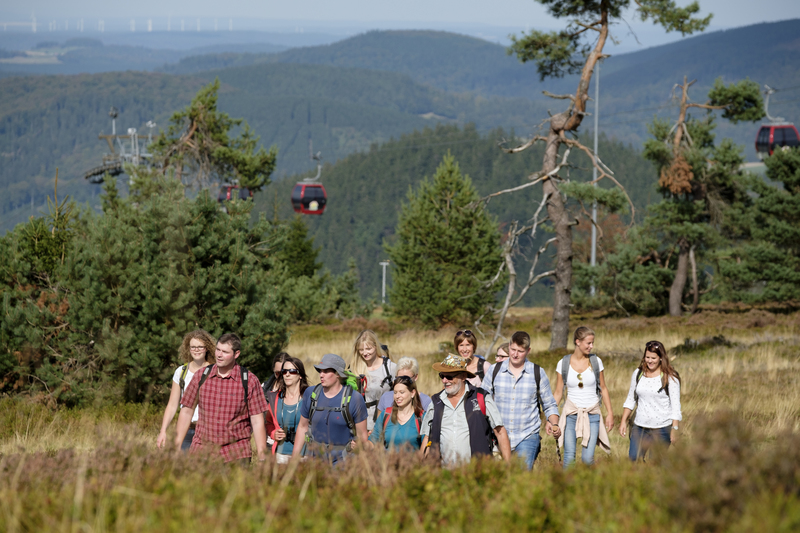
[382,407,393,434]
[634,368,644,403]
[534,364,544,420]
[589,354,601,400]
[340,386,357,438]
[490,362,503,395]
[380,357,393,388]
[240,366,250,417]
[179,364,189,393]
[308,384,323,424]
[198,364,214,389]
[476,389,487,416]
[475,357,485,380]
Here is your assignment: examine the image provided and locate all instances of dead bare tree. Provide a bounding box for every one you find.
[491,0,710,349]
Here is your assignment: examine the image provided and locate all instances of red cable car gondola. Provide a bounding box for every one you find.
[291,182,327,215]
[755,84,800,160]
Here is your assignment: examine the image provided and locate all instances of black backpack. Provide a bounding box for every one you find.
[196,364,251,417]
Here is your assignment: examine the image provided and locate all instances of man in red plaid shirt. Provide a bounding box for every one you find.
[175,333,268,463]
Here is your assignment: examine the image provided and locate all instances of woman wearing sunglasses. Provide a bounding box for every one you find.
[619,340,682,461]
[454,329,490,388]
[553,326,614,468]
[369,376,424,452]
[156,330,216,450]
[265,356,309,463]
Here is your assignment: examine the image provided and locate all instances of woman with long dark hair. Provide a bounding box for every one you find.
[619,340,682,460]
[369,376,424,451]
[156,330,216,450]
[265,356,310,463]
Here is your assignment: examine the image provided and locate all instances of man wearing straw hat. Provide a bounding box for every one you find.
[420,353,511,465]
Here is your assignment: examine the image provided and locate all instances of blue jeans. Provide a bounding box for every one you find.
[628,424,671,461]
[512,432,541,470]
[181,427,195,452]
[563,413,599,468]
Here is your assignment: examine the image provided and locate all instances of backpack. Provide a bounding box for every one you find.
[306,384,357,439]
[490,362,545,420]
[560,354,602,401]
[474,356,487,381]
[178,364,190,394]
[344,371,368,395]
[380,407,422,439]
[197,364,251,417]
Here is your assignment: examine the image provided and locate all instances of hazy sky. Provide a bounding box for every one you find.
[3,0,799,50]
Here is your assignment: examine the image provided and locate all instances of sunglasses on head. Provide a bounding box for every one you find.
[645,340,663,352]
[456,330,473,337]
[281,368,299,375]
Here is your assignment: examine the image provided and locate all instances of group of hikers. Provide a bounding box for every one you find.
[155,327,682,467]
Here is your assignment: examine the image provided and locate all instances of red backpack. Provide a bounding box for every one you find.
[381,407,422,434]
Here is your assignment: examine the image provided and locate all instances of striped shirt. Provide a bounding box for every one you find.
[481,360,560,449]
[181,364,268,462]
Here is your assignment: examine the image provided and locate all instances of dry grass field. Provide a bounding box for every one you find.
[1,307,799,531]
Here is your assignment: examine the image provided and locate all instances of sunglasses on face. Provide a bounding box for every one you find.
[456,330,473,337]
[439,373,459,381]
[282,368,299,376]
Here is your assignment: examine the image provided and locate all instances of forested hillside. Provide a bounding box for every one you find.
[258,124,657,299]
[0,65,548,231]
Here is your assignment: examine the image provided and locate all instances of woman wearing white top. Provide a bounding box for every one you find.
[619,340,682,461]
[553,326,614,468]
[156,330,216,450]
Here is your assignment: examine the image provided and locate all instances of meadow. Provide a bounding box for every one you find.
[1,307,799,532]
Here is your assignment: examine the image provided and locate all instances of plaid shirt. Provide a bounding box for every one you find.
[181,364,268,462]
[481,360,560,449]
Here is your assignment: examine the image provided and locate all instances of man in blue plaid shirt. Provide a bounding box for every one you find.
[482,331,561,469]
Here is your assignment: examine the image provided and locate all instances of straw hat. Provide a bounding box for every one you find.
[431,353,475,378]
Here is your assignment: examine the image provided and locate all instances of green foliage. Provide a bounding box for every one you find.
[560,181,628,214]
[708,78,765,124]
[151,78,278,192]
[719,147,800,302]
[276,215,321,279]
[385,154,503,328]
[508,0,710,80]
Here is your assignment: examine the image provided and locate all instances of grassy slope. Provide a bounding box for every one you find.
[2,311,800,531]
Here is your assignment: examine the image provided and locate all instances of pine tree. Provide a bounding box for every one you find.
[719,147,800,301]
[386,154,503,328]
[276,215,321,279]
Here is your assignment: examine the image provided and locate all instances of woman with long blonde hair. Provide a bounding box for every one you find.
[156,329,216,450]
[348,329,396,431]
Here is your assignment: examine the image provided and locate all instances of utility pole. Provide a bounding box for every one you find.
[379,261,390,304]
[590,60,600,296]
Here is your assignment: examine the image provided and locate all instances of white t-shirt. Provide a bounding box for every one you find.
[365,359,397,431]
[172,365,202,423]
[556,357,605,408]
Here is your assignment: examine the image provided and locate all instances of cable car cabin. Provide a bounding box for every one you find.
[217,185,253,203]
[291,183,327,215]
[755,124,800,160]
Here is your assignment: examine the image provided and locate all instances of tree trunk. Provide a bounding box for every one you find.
[543,115,573,351]
[689,245,699,314]
[669,239,690,316]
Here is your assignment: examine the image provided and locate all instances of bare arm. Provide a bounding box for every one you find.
[291,416,310,460]
[598,370,614,431]
[619,407,633,437]
[250,413,267,461]
[354,419,370,449]
[157,380,182,448]
[494,426,512,462]
[420,435,429,458]
[553,372,564,406]
[174,406,194,451]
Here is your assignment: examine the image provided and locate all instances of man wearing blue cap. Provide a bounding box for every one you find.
[292,353,369,463]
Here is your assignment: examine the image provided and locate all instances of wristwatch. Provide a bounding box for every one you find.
[672,425,679,431]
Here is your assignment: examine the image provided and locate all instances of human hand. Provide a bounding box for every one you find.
[551,424,561,439]
[274,428,286,442]
[670,428,678,443]
[156,431,166,448]
[605,413,615,432]
[619,423,627,438]
[545,421,554,436]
